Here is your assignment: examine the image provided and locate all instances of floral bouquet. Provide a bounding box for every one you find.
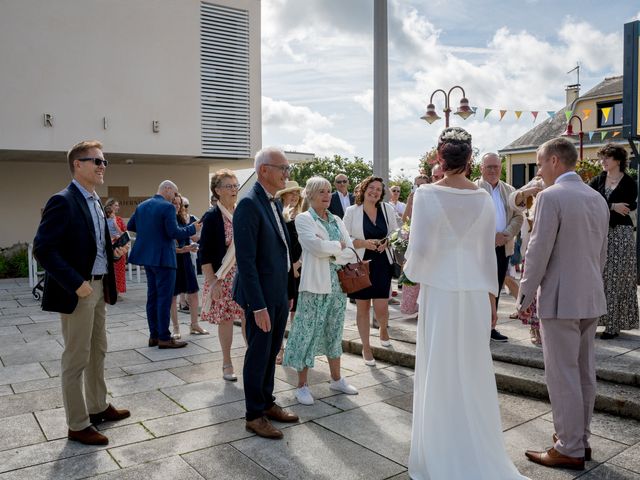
[389,221,415,286]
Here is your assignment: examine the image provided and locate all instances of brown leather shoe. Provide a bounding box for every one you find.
[245,416,283,439]
[158,338,187,349]
[68,426,108,445]
[553,433,591,461]
[90,404,131,425]
[264,404,299,423]
[148,338,158,347]
[525,447,585,470]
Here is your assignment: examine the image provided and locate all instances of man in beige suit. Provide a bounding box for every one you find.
[517,137,609,471]
[476,153,523,342]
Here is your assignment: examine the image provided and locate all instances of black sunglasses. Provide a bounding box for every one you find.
[335,180,348,184]
[78,157,108,167]
[184,204,189,208]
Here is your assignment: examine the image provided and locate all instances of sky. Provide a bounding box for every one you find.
[260,0,640,178]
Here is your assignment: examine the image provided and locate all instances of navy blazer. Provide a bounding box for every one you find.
[328,191,355,218]
[232,182,291,312]
[33,182,117,314]
[199,206,227,272]
[127,194,196,268]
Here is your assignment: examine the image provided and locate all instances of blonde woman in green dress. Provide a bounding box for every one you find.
[283,176,359,405]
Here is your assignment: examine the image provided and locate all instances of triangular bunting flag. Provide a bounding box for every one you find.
[582,109,591,120]
[514,111,522,119]
[565,110,573,121]
[588,131,595,141]
[531,111,539,122]
[484,108,492,119]
[547,111,556,119]
[612,131,620,137]
[499,110,507,121]
[600,131,608,141]
[472,106,478,114]
[601,107,612,122]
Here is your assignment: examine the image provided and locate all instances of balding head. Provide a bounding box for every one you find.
[480,153,501,187]
[158,180,179,202]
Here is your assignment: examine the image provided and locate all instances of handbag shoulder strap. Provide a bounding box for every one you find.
[347,247,363,263]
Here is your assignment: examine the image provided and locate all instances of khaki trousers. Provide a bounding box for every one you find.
[540,317,598,458]
[60,279,109,431]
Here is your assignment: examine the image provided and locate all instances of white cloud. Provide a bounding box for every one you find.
[354,89,373,114]
[262,96,333,132]
[284,131,356,157]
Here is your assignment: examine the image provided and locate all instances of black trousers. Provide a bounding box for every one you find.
[495,245,510,309]
[242,298,289,421]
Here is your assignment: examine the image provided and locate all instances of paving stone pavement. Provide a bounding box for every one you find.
[1,276,639,479]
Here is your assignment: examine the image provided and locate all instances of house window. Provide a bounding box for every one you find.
[512,164,525,189]
[528,163,537,182]
[597,101,623,128]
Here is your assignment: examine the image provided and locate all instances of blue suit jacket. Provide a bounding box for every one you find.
[127,195,196,268]
[328,191,354,218]
[33,182,117,314]
[233,182,290,312]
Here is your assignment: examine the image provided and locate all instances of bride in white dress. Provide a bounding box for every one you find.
[404,127,528,480]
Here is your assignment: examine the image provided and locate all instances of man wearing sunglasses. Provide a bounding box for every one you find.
[34,140,131,446]
[328,173,354,219]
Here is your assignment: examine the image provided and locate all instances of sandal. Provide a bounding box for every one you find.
[190,324,210,335]
[530,326,542,347]
[222,364,237,382]
[509,311,519,319]
[171,325,181,340]
[275,346,285,365]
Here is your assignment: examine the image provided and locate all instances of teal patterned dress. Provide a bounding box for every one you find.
[283,209,347,371]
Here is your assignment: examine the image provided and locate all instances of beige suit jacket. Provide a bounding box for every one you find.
[517,173,609,319]
[475,179,523,256]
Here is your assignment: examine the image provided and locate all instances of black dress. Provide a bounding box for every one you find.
[286,220,302,311]
[174,222,199,295]
[349,206,391,300]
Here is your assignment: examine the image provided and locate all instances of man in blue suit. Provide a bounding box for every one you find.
[128,180,200,348]
[233,147,299,439]
[328,173,354,218]
[34,140,131,445]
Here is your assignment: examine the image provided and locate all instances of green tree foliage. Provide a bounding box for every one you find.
[0,245,29,279]
[289,155,373,192]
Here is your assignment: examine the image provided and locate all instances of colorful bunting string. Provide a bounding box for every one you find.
[564,110,573,121]
[531,111,539,122]
[514,111,522,120]
[601,107,612,123]
[499,110,507,121]
[484,108,492,119]
[582,109,591,120]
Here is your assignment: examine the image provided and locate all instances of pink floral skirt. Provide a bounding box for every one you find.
[200,266,244,324]
[400,284,420,315]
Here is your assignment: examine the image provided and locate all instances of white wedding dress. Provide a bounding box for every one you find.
[404,184,529,480]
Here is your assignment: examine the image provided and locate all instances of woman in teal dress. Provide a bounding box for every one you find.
[283,176,360,406]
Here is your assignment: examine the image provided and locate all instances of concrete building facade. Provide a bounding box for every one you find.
[0,0,261,245]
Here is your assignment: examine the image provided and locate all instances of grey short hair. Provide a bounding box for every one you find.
[303,176,332,204]
[158,180,177,193]
[539,137,578,167]
[254,146,286,171]
[481,152,499,166]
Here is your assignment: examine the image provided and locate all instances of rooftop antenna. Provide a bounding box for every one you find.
[567,63,580,86]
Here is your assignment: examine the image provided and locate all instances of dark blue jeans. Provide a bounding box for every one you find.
[145,266,176,341]
[243,298,289,421]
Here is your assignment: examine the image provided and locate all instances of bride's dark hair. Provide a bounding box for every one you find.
[437,127,472,174]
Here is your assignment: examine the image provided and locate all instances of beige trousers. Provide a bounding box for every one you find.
[60,279,109,431]
[540,317,598,458]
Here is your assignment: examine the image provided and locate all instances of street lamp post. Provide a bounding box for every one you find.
[561,115,585,160]
[421,86,474,127]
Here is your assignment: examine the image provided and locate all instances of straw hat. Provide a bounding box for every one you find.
[275,180,302,198]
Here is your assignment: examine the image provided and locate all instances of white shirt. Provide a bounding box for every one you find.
[257,182,291,271]
[391,200,406,215]
[490,183,507,233]
[338,191,351,213]
[555,171,579,183]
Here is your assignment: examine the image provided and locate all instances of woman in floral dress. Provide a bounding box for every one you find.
[199,169,245,381]
[282,177,359,406]
[104,198,127,295]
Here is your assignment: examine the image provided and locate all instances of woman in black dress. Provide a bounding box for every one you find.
[170,194,209,338]
[343,176,398,365]
[589,143,639,339]
[274,181,303,364]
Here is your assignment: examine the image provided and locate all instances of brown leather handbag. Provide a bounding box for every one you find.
[337,248,371,294]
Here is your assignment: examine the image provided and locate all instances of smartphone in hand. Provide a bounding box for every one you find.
[112,231,130,249]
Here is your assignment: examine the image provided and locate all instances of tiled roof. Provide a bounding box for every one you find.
[499,76,624,153]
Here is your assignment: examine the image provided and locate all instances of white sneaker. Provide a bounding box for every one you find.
[295,384,314,405]
[329,377,359,395]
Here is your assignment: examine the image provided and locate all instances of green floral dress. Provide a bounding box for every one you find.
[282,209,347,371]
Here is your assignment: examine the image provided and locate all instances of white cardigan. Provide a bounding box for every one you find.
[295,210,356,295]
[343,202,398,263]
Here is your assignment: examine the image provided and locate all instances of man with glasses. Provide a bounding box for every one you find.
[328,173,354,218]
[476,153,523,342]
[128,180,201,349]
[233,147,299,439]
[34,140,131,445]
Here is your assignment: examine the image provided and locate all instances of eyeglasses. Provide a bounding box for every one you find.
[184,204,189,208]
[390,189,400,193]
[78,157,108,167]
[264,164,292,174]
[483,165,500,171]
[335,180,348,184]
[220,184,241,190]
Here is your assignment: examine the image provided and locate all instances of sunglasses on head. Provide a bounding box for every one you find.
[335,180,348,184]
[78,157,108,167]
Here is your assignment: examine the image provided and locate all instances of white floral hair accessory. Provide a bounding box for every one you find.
[439,127,472,143]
